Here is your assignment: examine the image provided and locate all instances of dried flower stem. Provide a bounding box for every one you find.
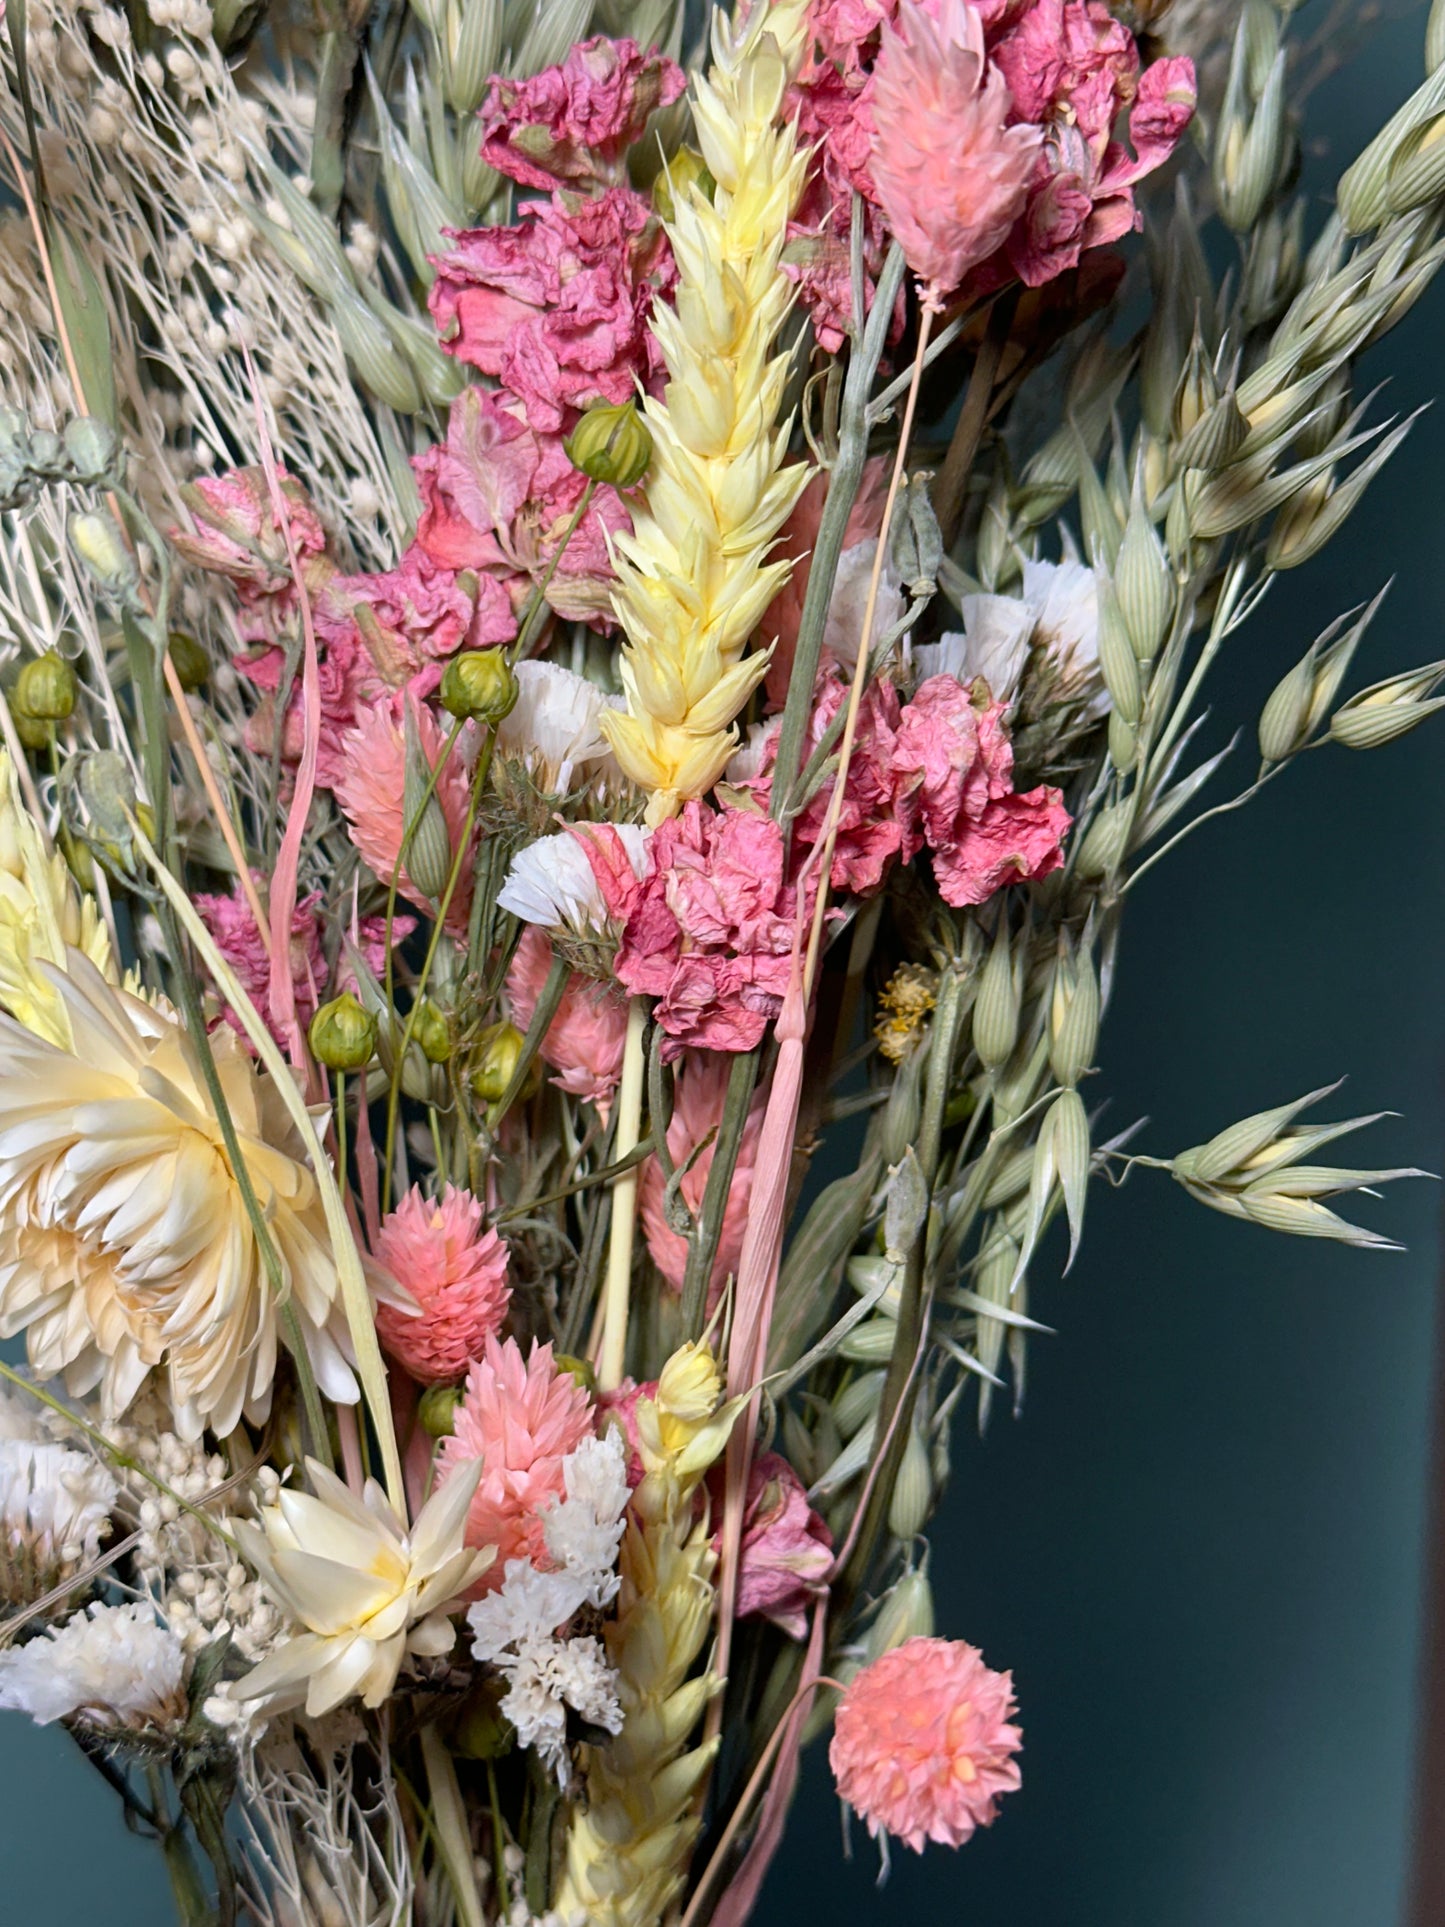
[596,995,650,1391]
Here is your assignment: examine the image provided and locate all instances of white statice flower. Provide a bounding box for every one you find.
[823,539,907,669]
[495,661,625,795]
[0,949,356,1439]
[467,1430,629,1780]
[236,1459,491,1719]
[0,1429,118,1603]
[0,1601,186,1729]
[916,559,1104,716]
[498,825,650,936]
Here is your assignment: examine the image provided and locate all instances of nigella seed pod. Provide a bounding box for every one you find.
[401,703,454,903]
[61,416,117,483]
[469,1021,526,1105]
[565,401,654,490]
[554,1354,598,1394]
[440,651,519,726]
[973,917,1019,1073]
[887,1416,933,1542]
[68,509,138,603]
[309,993,378,1071]
[418,1384,462,1439]
[14,652,78,724]
[411,998,451,1066]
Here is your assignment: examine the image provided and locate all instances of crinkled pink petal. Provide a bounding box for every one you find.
[479,36,686,192]
[640,1050,764,1304]
[506,926,630,1108]
[730,1451,833,1639]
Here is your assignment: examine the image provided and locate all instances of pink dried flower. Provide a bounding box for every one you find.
[428,189,675,435]
[195,875,324,1043]
[372,1185,511,1384]
[333,696,477,931]
[891,678,1069,904]
[585,803,811,1057]
[237,627,386,793]
[732,1451,832,1639]
[830,1636,1023,1850]
[506,926,630,1110]
[438,1337,594,1587]
[321,542,517,675]
[596,1377,654,1487]
[869,0,1039,307]
[639,1051,764,1304]
[413,387,631,626]
[479,37,685,193]
[171,467,333,644]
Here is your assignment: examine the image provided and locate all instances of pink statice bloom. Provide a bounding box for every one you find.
[333,695,478,932]
[479,37,685,193]
[236,627,387,794]
[732,1451,833,1639]
[891,677,1069,905]
[438,1337,595,1590]
[196,875,325,1043]
[320,541,517,678]
[869,0,1040,308]
[830,1636,1023,1850]
[639,1050,764,1307]
[581,804,809,1057]
[372,1185,511,1385]
[506,925,630,1112]
[428,189,675,436]
[171,467,333,645]
[413,386,632,627]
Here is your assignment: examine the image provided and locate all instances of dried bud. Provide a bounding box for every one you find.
[891,473,943,595]
[401,703,455,902]
[470,1021,525,1104]
[309,992,378,1071]
[440,650,519,725]
[68,509,138,602]
[564,401,653,489]
[411,997,451,1066]
[419,1384,463,1438]
[554,1353,598,1394]
[653,147,716,224]
[167,631,210,693]
[61,416,118,483]
[14,652,78,724]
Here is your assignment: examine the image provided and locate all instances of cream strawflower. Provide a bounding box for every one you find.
[494,660,624,795]
[0,1601,187,1729]
[235,1458,492,1718]
[0,748,116,1048]
[0,949,355,1438]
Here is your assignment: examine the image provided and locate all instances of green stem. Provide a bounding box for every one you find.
[680,1048,760,1338]
[514,481,596,658]
[931,287,1018,550]
[487,1757,510,1916]
[382,713,466,1015]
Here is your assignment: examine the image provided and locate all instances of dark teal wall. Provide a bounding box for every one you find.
[3,10,1443,1923]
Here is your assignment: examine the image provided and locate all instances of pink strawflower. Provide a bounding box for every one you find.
[830,1636,1023,1850]
[333,696,477,931]
[321,540,517,673]
[372,1185,511,1384]
[172,467,333,645]
[869,0,1040,308]
[639,1051,764,1304]
[581,805,810,1057]
[891,678,1069,905]
[732,1451,833,1639]
[506,925,630,1111]
[438,1337,594,1587]
[479,37,685,193]
[428,189,675,436]
[413,387,632,626]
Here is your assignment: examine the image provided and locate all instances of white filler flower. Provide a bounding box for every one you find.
[0,1601,186,1728]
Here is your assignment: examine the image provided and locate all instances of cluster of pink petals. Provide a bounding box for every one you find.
[639,1050,764,1304]
[372,1185,512,1384]
[892,677,1069,904]
[171,466,332,645]
[439,1337,595,1589]
[506,925,631,1111]
[870,0,1041,308]
[320,540,517,674]
[580,808,810,1057]
[236,627,390,795]
[414,386,632,627]
[195,875,408,1043]
[333,697,478,931]
[732,1452,833,1639]
[830,1635,1023,1850]
[428,188,675,436]
[479,37,685,193]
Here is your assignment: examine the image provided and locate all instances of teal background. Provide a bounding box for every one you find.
[3,7,1444,1922]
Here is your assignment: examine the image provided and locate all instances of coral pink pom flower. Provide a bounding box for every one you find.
[869,0,1040,308]
[333,697,476,933]
[371,1185,511,1385]
[438,1337,594,1590]
[830,1636,1023,1851]
[506,926,630,1112]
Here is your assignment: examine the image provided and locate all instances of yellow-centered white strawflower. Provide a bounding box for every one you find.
[0,748,115,1047]
[556,1342,740,1927]
[0,950,355,1438]
[600,0,812,824]
[236,1458,491,1718]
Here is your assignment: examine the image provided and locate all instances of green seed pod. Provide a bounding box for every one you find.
[973,917,1019,1073]
[68,509,138,602]
[309,992,378,1071]
[1049,947,1100,1088]
[401,703,454,902]
[411,997,451,1066]
[887,1417,933,1541]
[62,415,118,483]
[564,400,654,490]
[14,651,78,724]
[652,146,716,224]
[890,472,943,596]
[554,1353,598,1395]
[419,1383,463,1438]
[167,630,211,693]
[440,650,520,726]
[470,1020,525,1105]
